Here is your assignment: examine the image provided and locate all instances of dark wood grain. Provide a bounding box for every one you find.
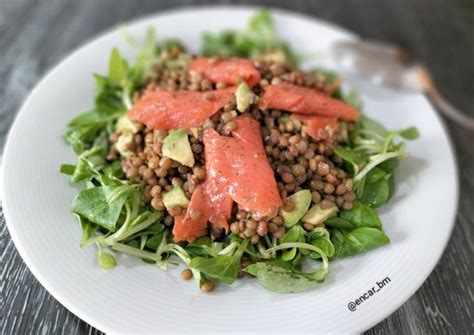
[1,0,473,334]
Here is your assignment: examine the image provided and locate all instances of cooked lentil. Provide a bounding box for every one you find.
[107,51,355,242]
[201,280,215,293]
[181,269,193,280]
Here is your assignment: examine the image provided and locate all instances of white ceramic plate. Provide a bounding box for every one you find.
[1,6,458,334]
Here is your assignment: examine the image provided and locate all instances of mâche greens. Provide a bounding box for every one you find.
[61,10,417,293]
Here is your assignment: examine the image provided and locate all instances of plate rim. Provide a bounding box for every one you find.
[1,4,460,334]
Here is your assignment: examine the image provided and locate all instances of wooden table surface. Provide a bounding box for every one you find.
[1,0,473,334]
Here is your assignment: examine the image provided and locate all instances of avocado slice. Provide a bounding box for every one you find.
[280,189,312,227]
[302,204,338,225]
[162,129,195,167]
[235,82,256,113]
[257,49,288,64]
[115,132,134,157]
[163,186,190,210]
[116,115,143,134]
[115,115,144,157]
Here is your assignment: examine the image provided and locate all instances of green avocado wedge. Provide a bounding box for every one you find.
[163,186,190,211]
[162,129,195,167]
[280,190,312,227]
[302,204,338,225]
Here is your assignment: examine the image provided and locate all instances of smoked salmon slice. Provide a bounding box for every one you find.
[127,87,234,130]
[174,116,282,242]
[172,181,233,243]
[260,82,360,121]
[173,133,235,242]
[172,184,209,243]
[189,57,261,87]
[203,116,282,219]
[291,114,339,142]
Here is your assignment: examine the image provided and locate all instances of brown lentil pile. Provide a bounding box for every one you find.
[107,51,356,242]
[139,50,340,101]
[253,59,341,95]
[143,51,233,94]
[109,127,207,215]
[259,109,356,211]
[228,210,286,245]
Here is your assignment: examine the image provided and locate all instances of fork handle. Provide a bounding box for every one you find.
[417,66,474,130]
[426,87,474,130]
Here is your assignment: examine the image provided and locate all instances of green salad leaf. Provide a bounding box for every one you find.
[335,114,419,201]
[333,146,360,176]
[378,157,399,174]
[246,242,329,293]
[71,185,138,231]
[306,227,335,259]
[97,245,117,270]
[76,215,100,248]
[245,260,326,294]
[201,9,300,64]
[332,227,390,258]
[365,167,386,183]
[59,164,75,175]
[189,240,248,285]
[60,10,418,293]
[359,177,390,207]
[280,225,306,261]
[339,201,382,229]
[108,48,128,84]
[324,217,355,230]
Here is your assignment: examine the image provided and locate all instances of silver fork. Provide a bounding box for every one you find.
[331,40,474,130]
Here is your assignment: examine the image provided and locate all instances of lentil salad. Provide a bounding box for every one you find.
[61,10,418,293]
